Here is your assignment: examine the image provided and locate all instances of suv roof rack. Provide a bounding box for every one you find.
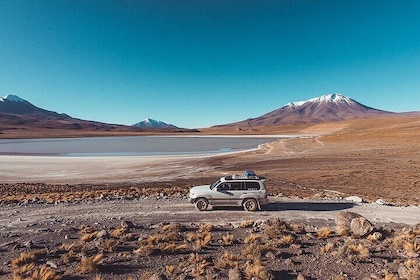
[224,171,265,181]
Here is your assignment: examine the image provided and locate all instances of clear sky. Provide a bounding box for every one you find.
[1,1,419,128]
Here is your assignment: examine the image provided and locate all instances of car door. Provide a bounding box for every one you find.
[211,183,233,205]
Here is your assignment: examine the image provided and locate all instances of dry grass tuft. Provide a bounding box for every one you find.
[264,218,291,239]
[320,242,335,254]
[11,249,47,268]
[244,233,263,244]
[399,259,420,280]
[215,251,239,269]
[162,243,189,254]
[199,223,214,233]
[98,239,118,253]
[383,270,399,280]
[317,227,334,239]
[343,243,370,261]
[391,227,420,257]
[222,233,235,245]
[29,265,61,280]
[80,231,98,242]
[110,226,128,239]
[239,219,255,228]
[11,249,60,280]
[161,222,185,233]
[244,259,273,280]
[165,265,176,276]
[194,231,212,250]
[75,253,104,274]
[279,234,296,246]
[187,253,211,278]
[336,225,351,237]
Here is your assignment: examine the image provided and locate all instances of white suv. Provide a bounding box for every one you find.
[188,171,268,211]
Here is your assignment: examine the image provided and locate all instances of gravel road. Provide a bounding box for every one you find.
[1,197,419,235]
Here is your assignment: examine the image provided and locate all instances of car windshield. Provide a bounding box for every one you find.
[210,179,221,190]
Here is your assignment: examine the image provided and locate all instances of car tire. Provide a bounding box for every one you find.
[243,198,258,211]
[195,198,209,211]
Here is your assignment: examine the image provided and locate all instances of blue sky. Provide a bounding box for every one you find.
[1,1,420,128]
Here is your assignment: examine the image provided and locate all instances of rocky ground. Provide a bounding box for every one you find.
[0,184,419,280]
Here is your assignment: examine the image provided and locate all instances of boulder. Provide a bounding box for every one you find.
[350,217,374,237]
[335,211,362,228]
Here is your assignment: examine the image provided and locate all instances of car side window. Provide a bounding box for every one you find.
[229,182,242,191]
[218,183,228,191]
[244,182,260,190]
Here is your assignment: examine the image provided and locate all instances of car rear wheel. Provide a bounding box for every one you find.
[243,198,258,211]
[195,198,209,211]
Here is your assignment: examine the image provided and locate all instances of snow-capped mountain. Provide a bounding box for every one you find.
[219,93,395,127]
[0,94,26,103]
[0,94,69,118]
[132,118,178,129]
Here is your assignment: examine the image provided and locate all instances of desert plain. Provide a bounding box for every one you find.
[0,115,419,279]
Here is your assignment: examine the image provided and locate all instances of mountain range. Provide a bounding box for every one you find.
[0,93,415,137]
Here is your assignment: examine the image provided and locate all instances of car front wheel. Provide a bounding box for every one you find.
[195,198,209,211]
[243,198,258,211]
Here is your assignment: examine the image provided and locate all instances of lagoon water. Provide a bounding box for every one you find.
[0,136,280,156]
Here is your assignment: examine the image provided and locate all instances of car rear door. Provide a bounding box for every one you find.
[229,181,245,206]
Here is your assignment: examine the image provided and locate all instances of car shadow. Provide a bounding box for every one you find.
[211,201,355,212]
[262,201,356,212]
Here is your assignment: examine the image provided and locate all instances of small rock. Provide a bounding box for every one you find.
[367,231,383,241]
[284,258,294,266]
[96,229,109,239]
[23,240,33,249]
[350,217,374,237]
[121,220,135,229]
[46,261,58,269]
[375,199,389,205]
[265,251,276,259]
[344,196,363,203]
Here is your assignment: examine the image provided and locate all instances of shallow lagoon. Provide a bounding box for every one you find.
[0,136,280,156]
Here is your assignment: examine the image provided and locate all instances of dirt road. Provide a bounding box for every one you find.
[2,197,418,235]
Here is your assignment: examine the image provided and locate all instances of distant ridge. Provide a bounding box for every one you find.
[132,118,178,129]
[216,93,396,127]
